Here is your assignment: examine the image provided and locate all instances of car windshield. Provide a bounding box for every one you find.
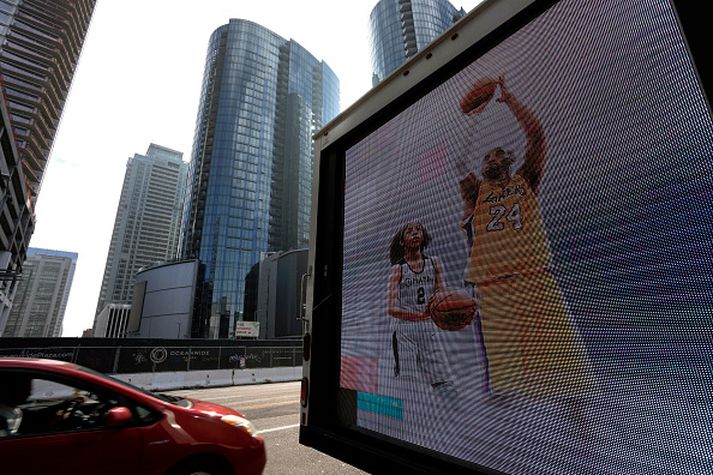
[76,365,191,407]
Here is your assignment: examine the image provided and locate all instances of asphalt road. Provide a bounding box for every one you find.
[168,382,366,475]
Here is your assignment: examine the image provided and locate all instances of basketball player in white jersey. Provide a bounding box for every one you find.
[386,222,454,390]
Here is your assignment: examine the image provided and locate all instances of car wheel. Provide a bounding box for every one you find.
[168,455,230,475]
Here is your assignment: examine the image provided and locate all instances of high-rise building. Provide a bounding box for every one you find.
[0,0,96,201]
[95,144,188,319]
[181,19,339,338]
[2,247,77,337]
[0,0,96,334]
[0,90,32,335]
[369,0,465,85]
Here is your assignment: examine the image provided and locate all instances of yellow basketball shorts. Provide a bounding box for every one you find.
[476,272,593,398]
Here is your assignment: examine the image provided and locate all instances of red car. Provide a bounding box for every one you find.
[0,358,266,475]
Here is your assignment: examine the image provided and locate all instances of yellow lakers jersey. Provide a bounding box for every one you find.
[465,174,551,283]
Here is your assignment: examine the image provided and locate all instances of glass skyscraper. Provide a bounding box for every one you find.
[181,19,339,339]
[369,0,465,85]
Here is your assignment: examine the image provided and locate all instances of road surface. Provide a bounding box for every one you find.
[169,382,366,475]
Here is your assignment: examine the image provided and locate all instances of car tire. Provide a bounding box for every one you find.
[168,455,231,475]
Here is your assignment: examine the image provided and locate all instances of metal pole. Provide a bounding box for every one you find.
[112,346,121,374]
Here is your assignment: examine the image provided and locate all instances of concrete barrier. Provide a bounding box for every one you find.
[114,366,302,391]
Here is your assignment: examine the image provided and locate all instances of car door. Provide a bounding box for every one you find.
[0,370,143,475]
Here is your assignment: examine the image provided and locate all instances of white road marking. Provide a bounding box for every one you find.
[257,423,300,435]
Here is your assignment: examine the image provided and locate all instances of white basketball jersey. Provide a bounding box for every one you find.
[398,257,435,314]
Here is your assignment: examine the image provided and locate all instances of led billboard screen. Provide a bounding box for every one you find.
[338,0,712,473]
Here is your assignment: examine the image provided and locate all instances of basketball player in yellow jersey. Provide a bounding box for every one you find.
[457,77,592,409]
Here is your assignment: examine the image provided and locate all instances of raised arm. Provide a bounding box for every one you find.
[498,77,546,194]
[387,264,429,321]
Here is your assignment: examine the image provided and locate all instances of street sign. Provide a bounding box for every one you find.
[235,321,260,338]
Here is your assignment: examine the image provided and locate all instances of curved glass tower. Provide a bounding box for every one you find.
[369,0,465,85]
[181,19,339,338]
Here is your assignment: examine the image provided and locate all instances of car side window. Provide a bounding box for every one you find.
[0,370,32,437]
[28,378,77,402]
[6,373,126,436]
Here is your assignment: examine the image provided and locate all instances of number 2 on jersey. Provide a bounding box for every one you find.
[487,203,522,231]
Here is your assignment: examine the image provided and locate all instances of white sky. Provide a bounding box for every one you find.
[29,0,481,337]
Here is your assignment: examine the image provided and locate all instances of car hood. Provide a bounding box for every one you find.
[186,398,243,419]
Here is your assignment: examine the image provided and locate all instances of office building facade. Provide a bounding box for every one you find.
[95,144,188,319]
[243,248,307,340]
[93,303,131,338]
[130,259,199,339]
[369,0,465,84]
[181,19,339,338]
[2,247,77,337]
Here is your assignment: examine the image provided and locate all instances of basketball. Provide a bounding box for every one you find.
[460,78,497,115]
[429,289,477,331]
